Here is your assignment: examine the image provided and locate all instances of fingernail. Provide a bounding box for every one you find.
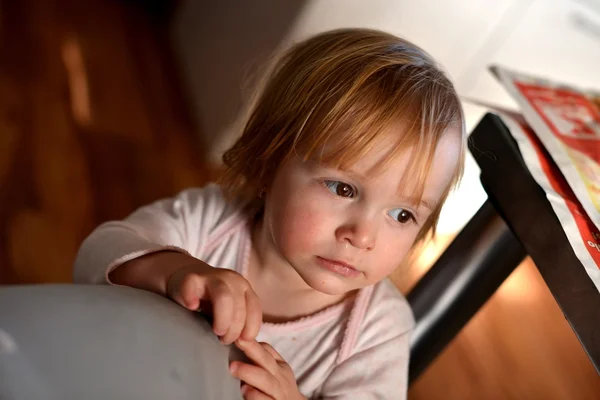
[241,384,249,395]
[214,328,226,336]
[229,362,238,374]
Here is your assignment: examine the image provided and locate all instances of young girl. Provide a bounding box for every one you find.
[74,28,465,399]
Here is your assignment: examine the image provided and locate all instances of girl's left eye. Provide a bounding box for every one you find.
[388,208,416,224]
[324,180,355,198]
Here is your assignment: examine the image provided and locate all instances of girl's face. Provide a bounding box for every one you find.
[260,130,462,295]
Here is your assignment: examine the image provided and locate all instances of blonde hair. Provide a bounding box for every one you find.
[220,28,466,242]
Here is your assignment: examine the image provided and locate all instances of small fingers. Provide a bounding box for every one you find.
[235,339,279,376]
[230,362,279,399]
[207,280,234,337]
[220,289,246,345]
[241,289,263,341]
[259,342,283,362]
[257,343,295,383]
[168,272,202,310]
[242,384,273,400]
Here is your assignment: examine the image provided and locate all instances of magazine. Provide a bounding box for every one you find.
[496,110,600,293]
[492,66,600,233]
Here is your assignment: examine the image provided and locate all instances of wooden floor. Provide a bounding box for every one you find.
[394,236,600,400]
[0,1,598,398]
[0,0,217,284]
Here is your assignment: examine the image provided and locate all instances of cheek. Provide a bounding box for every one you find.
[270,191,332,255]
[368,233,415,281]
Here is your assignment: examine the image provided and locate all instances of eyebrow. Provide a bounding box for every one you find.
[343,168,369,182]
[412,198,435,211]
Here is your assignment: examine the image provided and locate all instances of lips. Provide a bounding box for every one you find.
[315,256,361,278]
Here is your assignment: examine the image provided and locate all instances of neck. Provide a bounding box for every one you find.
[248,217,350,322]
[250,217,314,293]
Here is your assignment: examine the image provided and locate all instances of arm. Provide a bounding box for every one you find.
[108,250,200,296]
[73,185,262,345]
[73,186,218,286]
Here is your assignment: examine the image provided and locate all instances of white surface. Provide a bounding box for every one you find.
[287,0,521,83]
[436,103,489,235]
[462,0,600,111]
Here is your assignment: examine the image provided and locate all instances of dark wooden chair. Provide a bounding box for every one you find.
[408,113,600,382]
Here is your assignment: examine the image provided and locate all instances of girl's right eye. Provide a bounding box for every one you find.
[324,180,356,198]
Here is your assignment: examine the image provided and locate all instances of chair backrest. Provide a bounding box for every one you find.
[407,193,526,382]
[0,284,244,400]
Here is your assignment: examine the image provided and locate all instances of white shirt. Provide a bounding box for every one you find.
[74,184,415,399]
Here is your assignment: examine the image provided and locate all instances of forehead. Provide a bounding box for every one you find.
[341,129,462,204]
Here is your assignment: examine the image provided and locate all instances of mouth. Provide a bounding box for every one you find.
[315,256,361,278]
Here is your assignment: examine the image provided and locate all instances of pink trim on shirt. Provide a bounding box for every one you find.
[260,299,353,333]
[337,285,374,364]
[204,212,247,255]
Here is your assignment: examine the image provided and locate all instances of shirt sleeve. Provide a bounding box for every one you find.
[318,281,414,400]
[73,184,230,284]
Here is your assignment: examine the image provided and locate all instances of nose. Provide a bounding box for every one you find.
[335,215,377,251]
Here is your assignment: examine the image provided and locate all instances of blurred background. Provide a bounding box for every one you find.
[0,0,599,398]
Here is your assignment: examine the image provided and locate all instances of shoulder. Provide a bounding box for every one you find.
[175,183,227,209]
[174,183,244,228]
[368,279,414,327]
[354,279,415,351]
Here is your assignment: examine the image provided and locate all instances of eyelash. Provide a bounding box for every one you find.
[324,180,356,198]
[388,208,417,224]
[322,180,417,224]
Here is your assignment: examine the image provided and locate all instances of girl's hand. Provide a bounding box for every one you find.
[230,339,306,400]
[166,262,262,345]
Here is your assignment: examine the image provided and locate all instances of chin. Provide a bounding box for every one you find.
[297,269,359,296]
